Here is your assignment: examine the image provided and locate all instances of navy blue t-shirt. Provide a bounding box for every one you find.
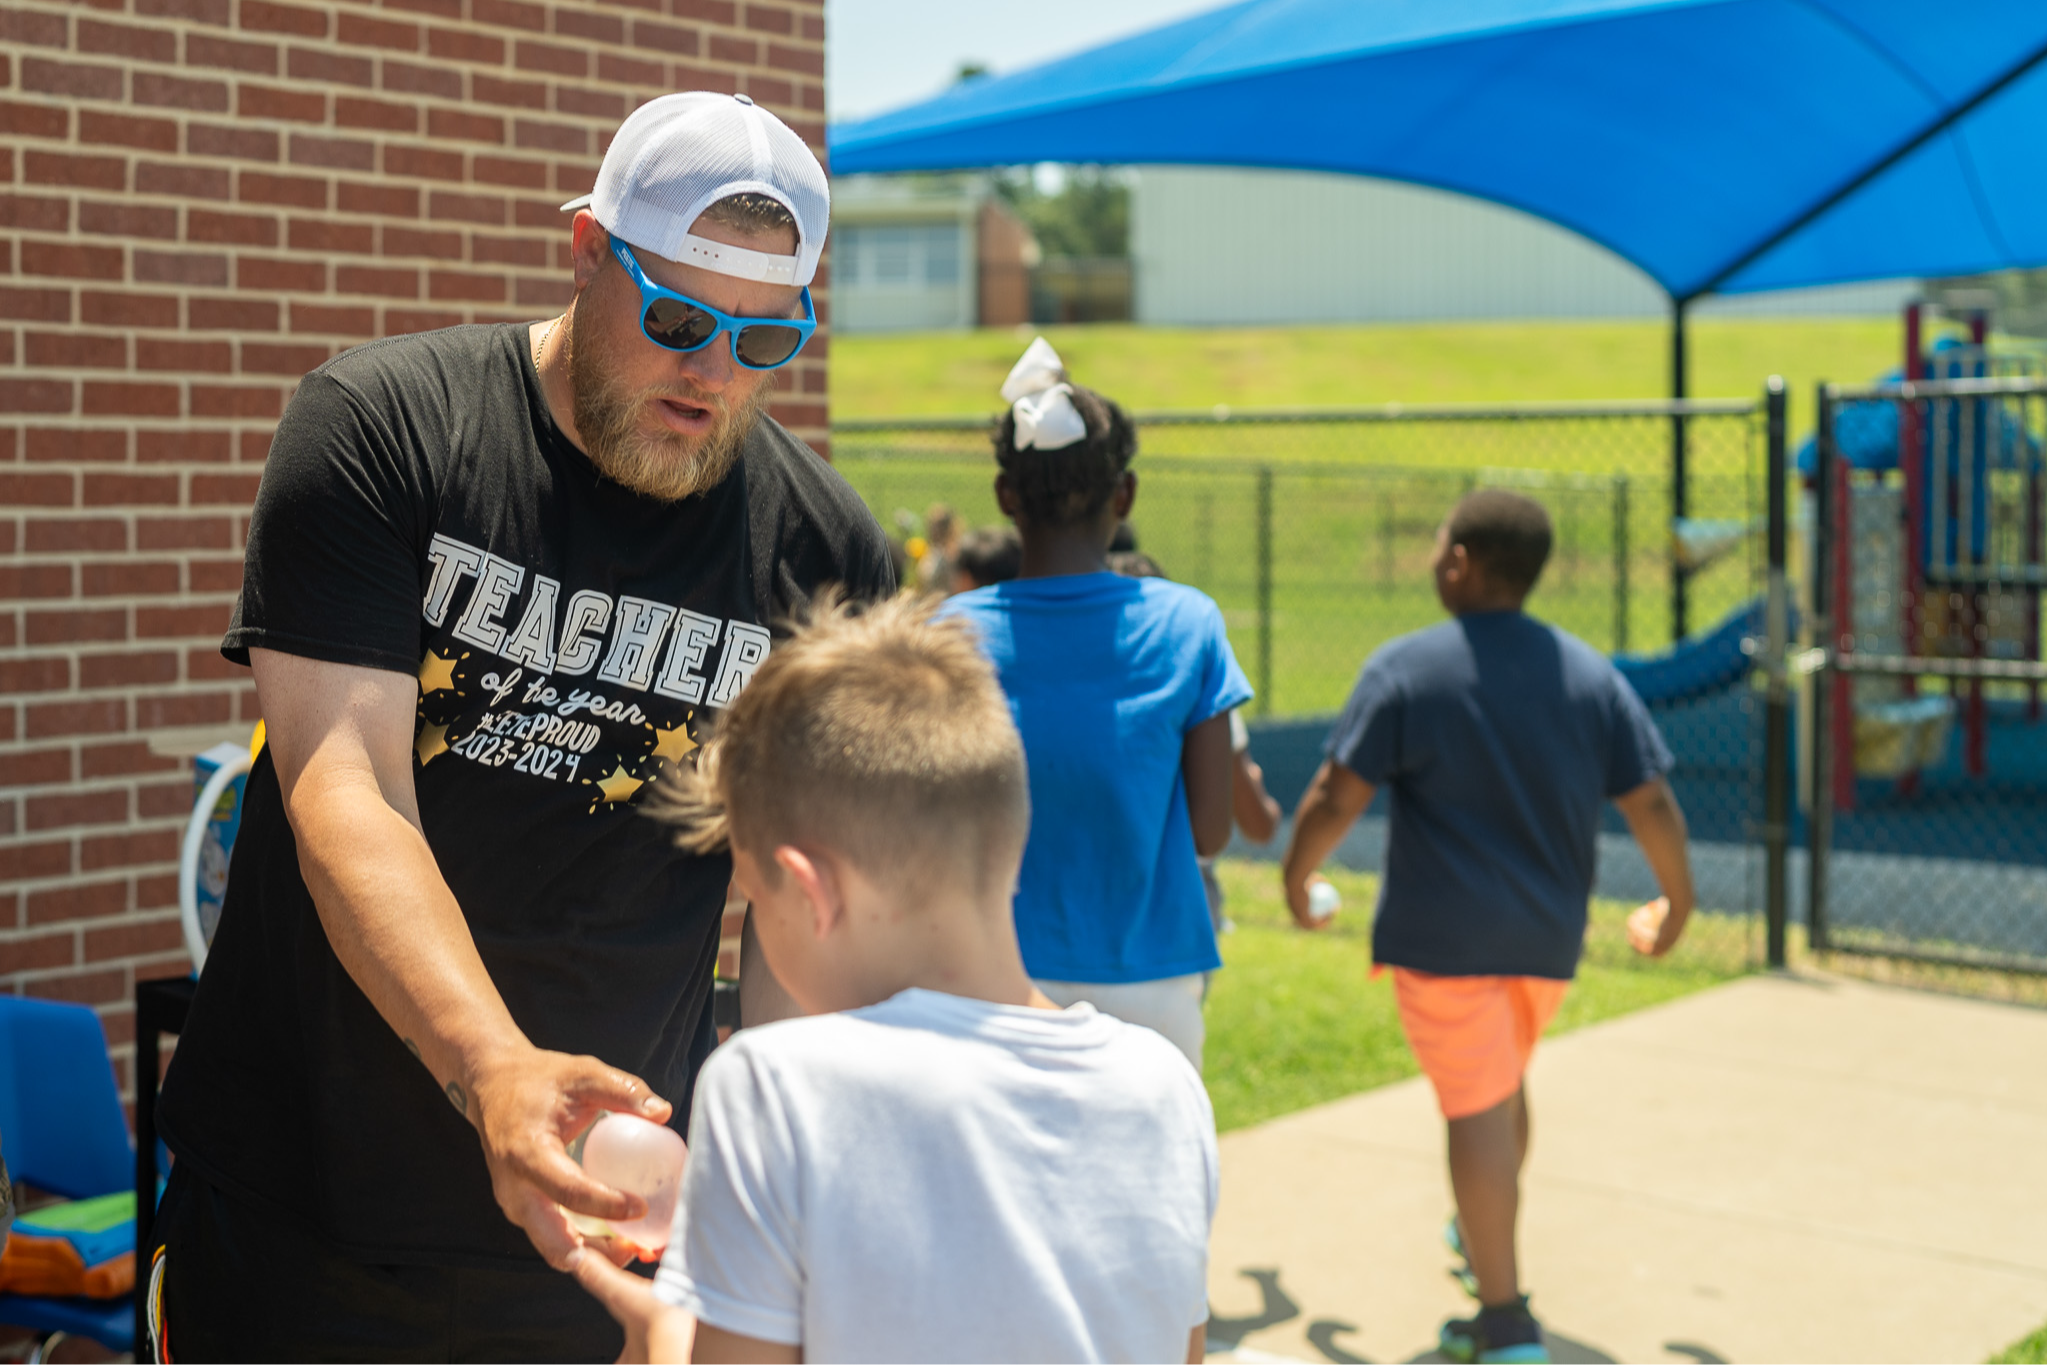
[1327,611,1671,980]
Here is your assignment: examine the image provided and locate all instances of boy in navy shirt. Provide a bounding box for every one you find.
[1281,489,1695,1364]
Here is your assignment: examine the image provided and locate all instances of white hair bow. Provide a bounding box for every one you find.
[1000,337,1087,451]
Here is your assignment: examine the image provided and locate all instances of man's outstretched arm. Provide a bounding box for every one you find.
[252,647,671,1268]
[1278,759,1375,930]
[1612,775,1695,956]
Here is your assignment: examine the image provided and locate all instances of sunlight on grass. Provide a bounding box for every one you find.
[1991,1321,2047,1364]
[832,316,1911,436]
[1202,858,1757,1133]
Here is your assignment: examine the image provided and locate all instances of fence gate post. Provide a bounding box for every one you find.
[1256,464,1274,717]
[1762,377,1791,968]
[1808,383,1836,954]
[1612,475,1630,653]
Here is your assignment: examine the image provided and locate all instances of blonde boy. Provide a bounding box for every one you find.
[572,594,1216,1365]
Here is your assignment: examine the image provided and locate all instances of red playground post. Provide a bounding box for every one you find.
[1966,310,1990,779]
[1897,303,1924,797]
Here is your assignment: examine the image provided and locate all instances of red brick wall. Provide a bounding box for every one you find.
[0,0,826,1106]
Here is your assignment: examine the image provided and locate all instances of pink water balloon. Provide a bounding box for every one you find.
[567,1112,688,1254]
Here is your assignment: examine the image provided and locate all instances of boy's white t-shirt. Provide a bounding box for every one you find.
[655,987,1218,1364]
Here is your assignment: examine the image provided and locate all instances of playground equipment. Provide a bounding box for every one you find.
[1801,301,2044,809]
[177,724,261,973]
[1804,346,2047,973]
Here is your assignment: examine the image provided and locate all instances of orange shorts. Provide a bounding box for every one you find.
[1391,968,1568,1120]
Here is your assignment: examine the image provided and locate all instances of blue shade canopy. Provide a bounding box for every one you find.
[829,0,2047,301]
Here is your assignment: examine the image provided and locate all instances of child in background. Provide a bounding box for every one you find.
[915,503,962,596]
[951,525,1022,593]
[1281,489,1695,1365]
[572,595,1216,1365]
[944,337,1251,1070]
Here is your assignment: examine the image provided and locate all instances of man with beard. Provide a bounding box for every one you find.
[147,93,892,1362]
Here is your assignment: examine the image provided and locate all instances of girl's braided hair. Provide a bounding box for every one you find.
[992,383,1138,529]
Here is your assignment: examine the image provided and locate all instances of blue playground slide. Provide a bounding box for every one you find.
[1612,598,1767,706]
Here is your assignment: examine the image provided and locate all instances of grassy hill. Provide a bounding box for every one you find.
[826,315,1925,711]
[827,315,1917,436]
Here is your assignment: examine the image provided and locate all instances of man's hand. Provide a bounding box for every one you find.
[1626,896,1684,956]
[569,1248,696,1364]
[468,1045,674,1270]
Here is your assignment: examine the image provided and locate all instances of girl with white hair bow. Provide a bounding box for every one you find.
[938,338,1254,1071]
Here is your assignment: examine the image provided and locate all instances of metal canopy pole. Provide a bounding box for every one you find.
[1671,296,1689,643]
[1762,376,1790,969]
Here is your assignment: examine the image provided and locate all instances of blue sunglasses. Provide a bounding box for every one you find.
[609,236,815,371]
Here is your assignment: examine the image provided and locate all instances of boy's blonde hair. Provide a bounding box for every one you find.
[659,591,1029,902]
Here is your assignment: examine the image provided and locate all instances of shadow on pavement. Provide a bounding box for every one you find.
[1306,1317,1371,1362]
[1403,1328,1616,1364]
[1662,1342,1729,1364]
[1206,1267,1302,1352]
[1206,1264,1716,1365]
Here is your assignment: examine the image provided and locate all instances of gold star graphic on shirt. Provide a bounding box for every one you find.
[415,722,450,766]
[593,764,645,805]
[417,648,460,695]
[650,721,698,765]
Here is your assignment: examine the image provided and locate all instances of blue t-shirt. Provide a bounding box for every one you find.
[943,574,1253,984]
[1327,611,1672,980]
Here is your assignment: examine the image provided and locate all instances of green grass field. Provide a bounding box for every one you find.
[1993,1322,2047,1364]
[829,316,1920,434]
[1201,858,1758,1133]
[837,451,1718,712]
[828,316,1889,710]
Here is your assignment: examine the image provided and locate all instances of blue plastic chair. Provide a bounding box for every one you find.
[0,995,136,1355]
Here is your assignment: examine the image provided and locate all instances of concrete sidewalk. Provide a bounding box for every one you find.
[1204,973,2047,1364]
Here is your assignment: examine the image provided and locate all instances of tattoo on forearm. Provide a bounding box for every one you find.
[403,1036,423,1062]
[445,1080,468,1116]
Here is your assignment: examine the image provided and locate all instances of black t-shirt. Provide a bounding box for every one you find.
[158,323,893,1267]
[1326,612,1671,979]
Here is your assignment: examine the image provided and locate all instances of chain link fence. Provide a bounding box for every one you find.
[836,402,1759,714]
[1807,375,2047,973]
[835,401,1766,923]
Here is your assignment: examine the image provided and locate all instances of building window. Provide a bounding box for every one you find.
[924,228,958,285]
[838,224,961,288]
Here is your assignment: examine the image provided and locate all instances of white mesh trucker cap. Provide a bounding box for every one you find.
[560,92,829,288]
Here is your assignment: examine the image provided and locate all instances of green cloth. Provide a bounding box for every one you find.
[17,1190,132,1235]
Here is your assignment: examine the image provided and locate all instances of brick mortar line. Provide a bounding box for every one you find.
[7,97,817,161]
[1,687,246,706]
[3,39,825,81]
[0,730,250,751]
[0,0,825,49]
[0,686,252,708]
[2,856,187,883]
[0,851,187,877]
[1,819,189,839]
[0,687,247,712]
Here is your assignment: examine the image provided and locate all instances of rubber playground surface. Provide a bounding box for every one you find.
[1201,972,2047,1364]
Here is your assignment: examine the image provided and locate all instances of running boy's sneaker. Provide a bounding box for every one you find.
[1439,1295,1549,1364]
[1443,1216,1479,1299]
